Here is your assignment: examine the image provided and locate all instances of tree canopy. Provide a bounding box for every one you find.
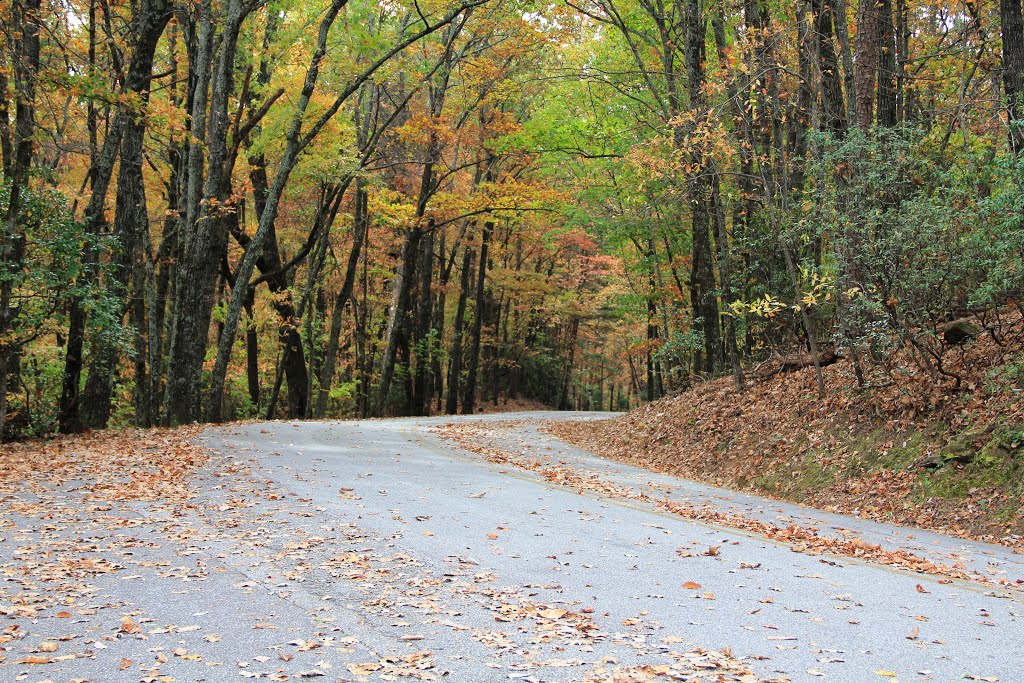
[0,0,1021,437]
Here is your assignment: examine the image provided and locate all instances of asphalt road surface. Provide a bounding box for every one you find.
[2,412,1022,682]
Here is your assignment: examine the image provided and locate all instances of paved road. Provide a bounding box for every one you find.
[2,413,1022,682]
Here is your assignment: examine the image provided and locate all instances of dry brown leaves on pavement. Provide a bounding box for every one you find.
[433,421,1017,591]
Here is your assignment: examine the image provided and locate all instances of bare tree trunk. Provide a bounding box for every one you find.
[815,0,847,133]
[876,0,898,127]
[683,0,722,374]
[163,0,220,424]
[855,0,880,127]
[316,180,369,417]
[412,224,435,415]
[1003,0,1024,152]
[446,243,473,414]
[80,0,172,429]
[374,227,421,416]
[461,222,491,414]
[0,0,40,439]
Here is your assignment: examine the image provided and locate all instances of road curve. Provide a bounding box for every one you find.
[2,412,1021,682]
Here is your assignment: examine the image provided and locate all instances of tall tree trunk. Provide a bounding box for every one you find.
[558,318,579,410]
[59,0,172,432]
[208,0,474,421]
[683,0,722,374]
[374,227,421,416]
[461,221,491,414]
[163,0,220,424]
[829,0,858,126]
[815,0,847,133]
[316,180,369,417]
[446,243,473,414]
[244,293,260,410]
[876,0,898,127]
[0,0,40,439]
[80,1,172,428]
[855,0,880,127]
[412,224,435,415]
[1003,0,1024,153]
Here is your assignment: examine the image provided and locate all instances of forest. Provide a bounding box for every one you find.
[0,0,1022,439]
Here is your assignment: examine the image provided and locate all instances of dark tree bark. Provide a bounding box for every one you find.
[815,0,847,133]
[876,0,898,127]
[0,0,40,439]
[1003,0,1024,152]
[412,223,436,415]
[855,0,880,127]
[244,290,259,410]
[59,0,172,433]
[316,180,369,418]
[461,221,491,414]
[79,0,172,429]
[374,226,421,415]
[446,243,473,414]
[163,0,221,424]
[683,0,723,374]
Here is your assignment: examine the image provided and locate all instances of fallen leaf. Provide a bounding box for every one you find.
[538,608,567,620]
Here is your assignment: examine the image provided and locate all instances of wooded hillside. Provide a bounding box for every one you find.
[0,0,1022,438]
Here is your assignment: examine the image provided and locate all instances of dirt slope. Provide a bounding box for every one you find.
[553,314,1024,546]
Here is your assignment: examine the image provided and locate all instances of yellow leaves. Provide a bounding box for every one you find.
[38,641,58,652]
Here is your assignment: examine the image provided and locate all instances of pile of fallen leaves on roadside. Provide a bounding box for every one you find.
[552,312,1024,547]
[436,421,1019,590]
[0,427,209,667]
[0,427,208,503]
[584,648,773,682]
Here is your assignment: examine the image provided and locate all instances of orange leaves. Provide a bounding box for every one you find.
[0,427,208,505]
[119,616,141,634]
